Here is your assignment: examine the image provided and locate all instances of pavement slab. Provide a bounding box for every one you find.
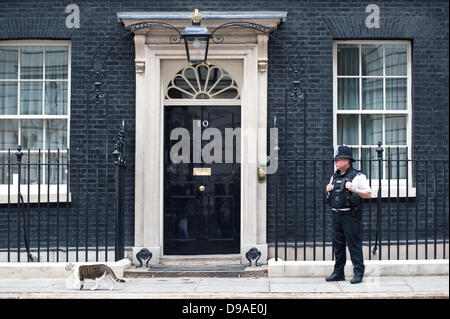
[270,282,342,293]
[0,278,57,293]
[402,276,449,292]
[0,276,447,299]
[337,276,416,293]
[195,278,269,293]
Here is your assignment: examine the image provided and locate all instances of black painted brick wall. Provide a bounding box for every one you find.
[0,0,448,251]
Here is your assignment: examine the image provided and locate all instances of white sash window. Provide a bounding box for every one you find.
[333,41,411,178]
[0,40,70,201]
[333,40,413,196]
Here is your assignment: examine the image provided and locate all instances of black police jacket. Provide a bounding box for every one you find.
[326,167,362,210]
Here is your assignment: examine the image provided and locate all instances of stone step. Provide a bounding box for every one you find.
[158,254,242,266]
[124,265,268,278]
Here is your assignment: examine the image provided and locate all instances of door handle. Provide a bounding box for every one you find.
[199,185,206,192]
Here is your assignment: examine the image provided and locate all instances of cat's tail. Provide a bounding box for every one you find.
[108,269,125,283]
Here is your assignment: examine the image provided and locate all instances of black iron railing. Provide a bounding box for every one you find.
[269,144,449,261]
[0,122,127,263]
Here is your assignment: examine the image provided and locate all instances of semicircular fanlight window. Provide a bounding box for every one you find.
[166,64,240,100]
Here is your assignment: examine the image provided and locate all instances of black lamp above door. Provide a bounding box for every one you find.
[181,9,212,65]
[124,9,276,66]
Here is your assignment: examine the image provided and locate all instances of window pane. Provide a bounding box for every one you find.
[385,115,407,145]
[20,81,42,114]
[337,44,359,75]
[0,81,18,114]
[386,78,407,110]
[385,45,407,76]
[45,46,68,79]
[338,78,359,110]
[20,46,43,79]
[21,119,43,150]
[213,88,239,99]
[210,76,235,98]
[0,119,18,149]
[46,119,67,149]
[352,148,360,170]
[362,44,383,76]
[48,152,67,184]
[45,81,67,115]
[0,153,19,184]
[385,147,407,179]
[362,78,383,110]
[20,153,42,185]
[0,46,18,79]
[361,114,383,145]
[361,148,382,180]
[169,72,196,99]
[337,114,358,145]
[183,67,199,92]
[186,37,208,64]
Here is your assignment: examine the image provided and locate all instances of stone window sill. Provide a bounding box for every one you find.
[369,181,416,198]
[0,185,71,204]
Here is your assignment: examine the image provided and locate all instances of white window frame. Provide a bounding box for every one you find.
[0,40,71,203]
[333,40,415,197]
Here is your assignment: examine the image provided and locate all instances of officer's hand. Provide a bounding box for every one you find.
[345,181,355,192]
[326,184,334,192]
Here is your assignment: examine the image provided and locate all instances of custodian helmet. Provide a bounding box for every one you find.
[334,145,355,162]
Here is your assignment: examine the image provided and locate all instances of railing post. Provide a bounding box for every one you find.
[373,142,384,259]
[113,120,127,261]
[15,146,23,262]
[15,146,33,262]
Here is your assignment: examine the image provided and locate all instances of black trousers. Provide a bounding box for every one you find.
[331,212,365,276]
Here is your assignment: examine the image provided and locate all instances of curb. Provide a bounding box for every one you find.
[1,291,448,299]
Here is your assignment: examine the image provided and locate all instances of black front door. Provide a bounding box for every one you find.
[164,106,241,255]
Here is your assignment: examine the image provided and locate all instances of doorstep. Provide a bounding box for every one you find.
[124,264,268,278]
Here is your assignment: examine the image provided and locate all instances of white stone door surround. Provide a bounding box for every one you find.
[118,11,286,265]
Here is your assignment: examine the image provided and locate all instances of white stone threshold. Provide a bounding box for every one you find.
[268,259,449,277]
[0,258,131,279]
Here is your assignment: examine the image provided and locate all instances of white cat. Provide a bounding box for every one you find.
[64,262,125,291]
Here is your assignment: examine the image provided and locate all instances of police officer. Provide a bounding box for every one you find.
[325,145,372,284]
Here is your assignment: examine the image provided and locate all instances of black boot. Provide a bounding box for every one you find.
[325,273,345,282]
[350,274,363,284]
